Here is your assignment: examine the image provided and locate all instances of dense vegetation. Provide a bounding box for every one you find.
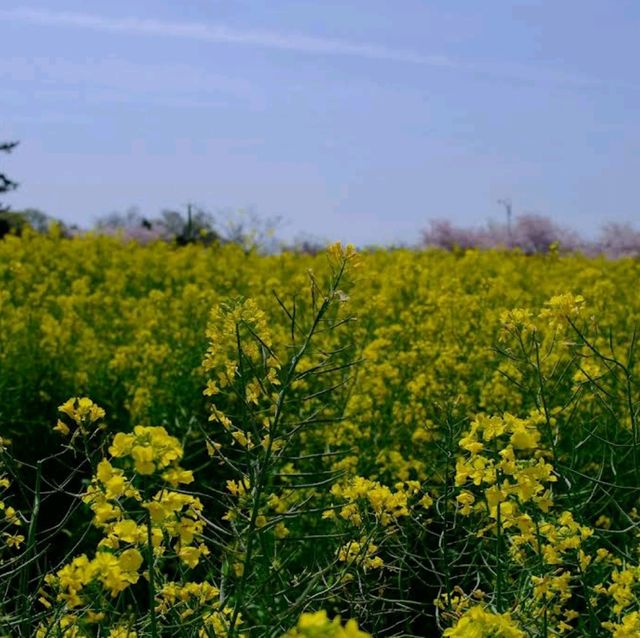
[1,231,640,637]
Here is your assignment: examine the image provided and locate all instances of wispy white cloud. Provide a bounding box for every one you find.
[0,7,455,68]
[0,7,621,92]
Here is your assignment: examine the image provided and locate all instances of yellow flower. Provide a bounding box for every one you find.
[443,606,525,638]
[178,545,202,568]
[53,419,70,436]
[59,397,105,423]
[131,445,155,475]
[118,548,143,572]
[110,432,134,457]
[108,626,138,638]
[162,467,194,487]
[281,610,371,638]
[4,533,24,548]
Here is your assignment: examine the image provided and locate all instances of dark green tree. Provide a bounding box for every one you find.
[0,141,19,211]
[0,141,20,237]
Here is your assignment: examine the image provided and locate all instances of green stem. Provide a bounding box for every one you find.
[534,520,548,638]
[495,497,503,613]
[227,259,347,637]
[146,509,158,638]
[441,418,454,611]
[533,338,558,464]
[20,460,41,637]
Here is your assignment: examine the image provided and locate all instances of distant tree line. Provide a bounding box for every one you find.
[0,140,286,250]
[94,205,283,253]
[422,214,640,259]
[4,138,640,256]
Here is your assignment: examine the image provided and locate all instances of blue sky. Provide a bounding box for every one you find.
[1,1,639,244]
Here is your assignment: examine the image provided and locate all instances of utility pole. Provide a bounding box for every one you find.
[498,198,513,246]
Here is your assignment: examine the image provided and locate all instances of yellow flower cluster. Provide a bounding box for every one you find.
[109,425,185,475]
[603,610,640,638]
[38,405,221,636]
[329,476,414,527]
[538,292,586,329]
[281,610,371,638]
[81,425,207,567]
[522,511,593,565]
[337,539,384,572]
[443,605,525,638]
[455,412,556,524]
[0,437,23,551]
[155,581,241,637]
[202,297,282,455]
[327,478,432,578]
[202,297,275,392]
[55,396,106,437]
[44,548,143,607]
[600,566,640,615]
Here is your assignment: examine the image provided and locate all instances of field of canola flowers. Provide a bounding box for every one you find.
[1,230,640,637]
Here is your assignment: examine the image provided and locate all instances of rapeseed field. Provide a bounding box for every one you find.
[1,230,640,637]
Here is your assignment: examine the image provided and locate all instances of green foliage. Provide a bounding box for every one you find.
[0,140,19,216]
[2,235,640,637]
